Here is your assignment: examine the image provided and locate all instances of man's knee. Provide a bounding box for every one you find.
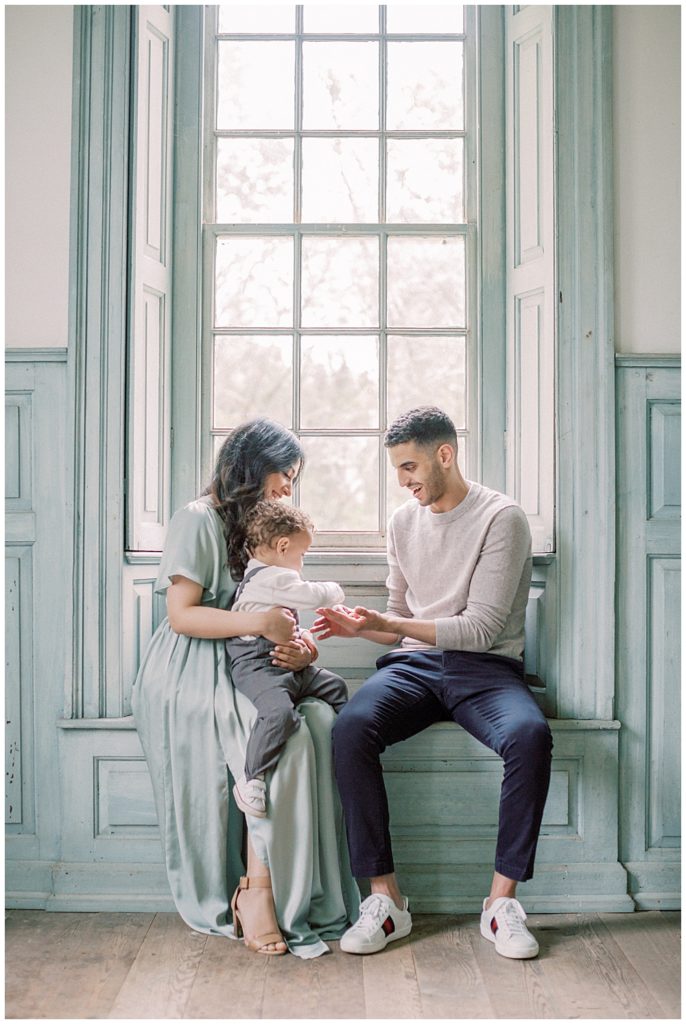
[332,698,382,759]
[506,715,553,762]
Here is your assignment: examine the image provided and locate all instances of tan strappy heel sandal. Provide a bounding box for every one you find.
[230,875,287,956]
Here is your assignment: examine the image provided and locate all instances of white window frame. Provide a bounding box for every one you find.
[170,6,561,566]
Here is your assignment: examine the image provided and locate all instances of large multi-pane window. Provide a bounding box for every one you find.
[204,5,476,547]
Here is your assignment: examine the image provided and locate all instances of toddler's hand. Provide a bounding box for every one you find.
[312,604,367,639]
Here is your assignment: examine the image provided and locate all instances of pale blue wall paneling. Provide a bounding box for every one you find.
[5,354,69,889]
[616,358,681,908]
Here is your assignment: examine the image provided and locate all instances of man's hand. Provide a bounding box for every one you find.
[311,604,363,639]
[312,604,394,639]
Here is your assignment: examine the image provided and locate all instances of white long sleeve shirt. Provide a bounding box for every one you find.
[233,558,345,640]
[386,481,532,660]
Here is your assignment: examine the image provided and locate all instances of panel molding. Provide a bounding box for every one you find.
[5,547,35,832]
[615,354,680,368]
[506,4,555,555]
[5,348,69,363]
[5,357,70,865]
[646,555,681,850]
[127,5,174,552]
[648,401,681,520]
[94,756,159,836]
[5,392,33,510]
[513,26,543,263]
[616,361,680,907]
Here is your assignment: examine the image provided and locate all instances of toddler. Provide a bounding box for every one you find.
[227,501,348,817]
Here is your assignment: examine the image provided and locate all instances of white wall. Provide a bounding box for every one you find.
[5,6,73,348]
[613,6,681,354]
[4,6,680,356]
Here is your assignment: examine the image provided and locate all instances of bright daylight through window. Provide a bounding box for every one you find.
[206,5,472,547]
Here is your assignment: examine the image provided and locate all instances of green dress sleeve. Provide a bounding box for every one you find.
[155,501,226,605]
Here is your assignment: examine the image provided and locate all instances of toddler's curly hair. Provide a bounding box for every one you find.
[244,500,315,553]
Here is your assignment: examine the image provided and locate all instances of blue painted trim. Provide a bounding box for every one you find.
[56,715,621,732]
[478,6,507,491]
[170,6,205,511]
[5,349,68,363]
[555,6,616,720]
[615,354,681,368]
[67,5,132,719]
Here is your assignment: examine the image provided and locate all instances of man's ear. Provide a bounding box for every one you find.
[437,442,455,468]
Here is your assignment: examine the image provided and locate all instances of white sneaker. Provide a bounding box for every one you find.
[340,893,412,955]
[233,775,267,818]
[480,896,539,959]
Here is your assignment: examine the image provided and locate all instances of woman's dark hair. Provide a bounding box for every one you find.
[204,419,304,580]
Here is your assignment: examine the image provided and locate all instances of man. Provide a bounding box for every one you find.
[313,406,553,960]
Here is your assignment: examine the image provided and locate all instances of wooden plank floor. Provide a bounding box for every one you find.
[5,910,680,1019]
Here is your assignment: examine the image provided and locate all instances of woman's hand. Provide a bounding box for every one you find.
[261,607,297,645]
[271,635,313,671]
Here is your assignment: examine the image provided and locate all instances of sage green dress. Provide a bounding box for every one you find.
[131,496,359,958]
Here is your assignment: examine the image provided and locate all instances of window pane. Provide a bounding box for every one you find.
[387,42,463,130]
[387,335,466,428]
[386,138,464,223]
[302,138,378,223]
[303,5,379,33]
[302,42,379,129]
[302,236,379,328]
[300,336,379,429]
[217,139,294,223]
[215,236,293,327]
[218,6,296,33]
[300,435,378,531]
[217,42,294,129]
[386,6,464,33]
[387,236,465,328]
[214,336,293,427]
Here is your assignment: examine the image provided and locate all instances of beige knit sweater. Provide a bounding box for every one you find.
[386,481,532,661]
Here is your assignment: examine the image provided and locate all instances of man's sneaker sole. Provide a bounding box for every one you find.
[480,920,539,959]
[340,918,412,955]
[232,783,266,818]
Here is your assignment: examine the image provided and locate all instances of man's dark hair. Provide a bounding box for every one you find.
[384,406,458,451]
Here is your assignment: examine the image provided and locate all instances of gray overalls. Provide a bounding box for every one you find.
[226,565,348,780]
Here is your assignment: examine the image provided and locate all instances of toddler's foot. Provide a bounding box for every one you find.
[233,775,267,817]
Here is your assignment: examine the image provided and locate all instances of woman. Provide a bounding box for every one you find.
[131,418,359,958]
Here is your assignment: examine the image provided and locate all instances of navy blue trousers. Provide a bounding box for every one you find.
[332,649,553,883]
